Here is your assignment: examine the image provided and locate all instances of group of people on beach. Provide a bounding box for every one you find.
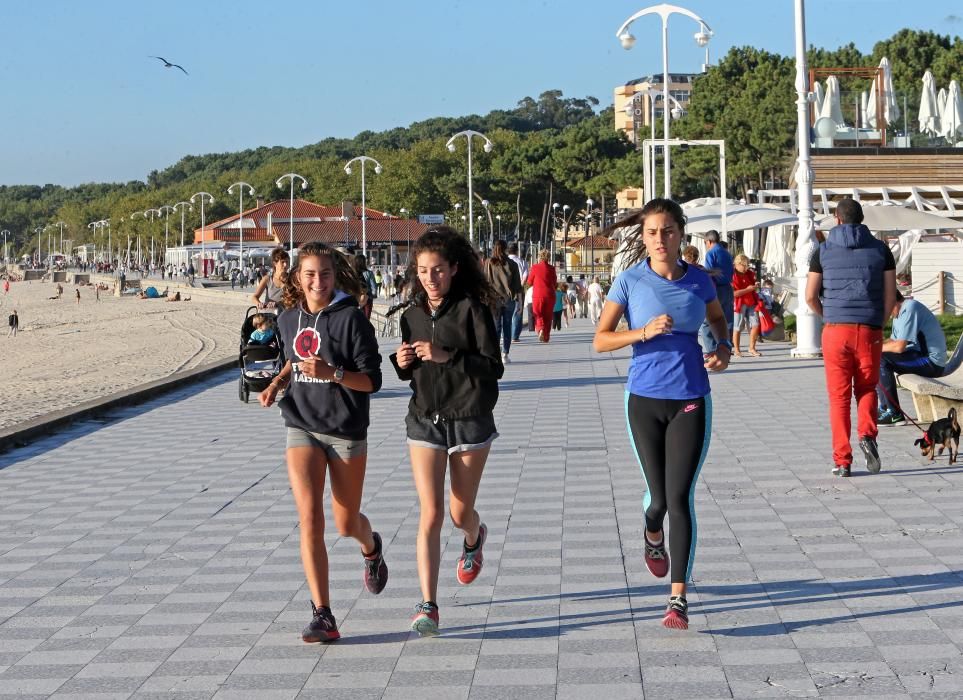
[257,197,732,642]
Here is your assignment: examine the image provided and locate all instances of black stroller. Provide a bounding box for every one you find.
[238,306,284,403]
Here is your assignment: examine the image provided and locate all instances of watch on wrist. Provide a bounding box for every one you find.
[333,366,345,383]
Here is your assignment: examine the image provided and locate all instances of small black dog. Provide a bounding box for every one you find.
[915,407,961,464]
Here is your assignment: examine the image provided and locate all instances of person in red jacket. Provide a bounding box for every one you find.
[528,248,557,342]
[731,254,761,357]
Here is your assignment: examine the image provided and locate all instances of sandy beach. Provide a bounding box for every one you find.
[1,279,251,432]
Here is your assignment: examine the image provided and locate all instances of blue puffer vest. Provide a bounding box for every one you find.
[819,223,888,327]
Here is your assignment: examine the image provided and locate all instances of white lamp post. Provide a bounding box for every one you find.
[276,173,308,254]
[158,205,175,254]
[141,209,162,265]
[625,89,684,198]
[344,157,381,257]
[1,229,9,264]
[172,202,191,247]
[617,3,712,199]
[446,130,494,246]
[791,0,821,357]
[481,199,491,253]
[34,226,43,267]
[586,198,596,277]
[191,192,214,277]
[51,221,66,257]
[496,215,502,239]
[227,182,255,273]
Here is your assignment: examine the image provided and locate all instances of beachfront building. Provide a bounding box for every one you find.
[613,73,697,211]
[190,199,431,269]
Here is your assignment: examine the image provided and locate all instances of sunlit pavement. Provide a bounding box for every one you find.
[2,319,962,698]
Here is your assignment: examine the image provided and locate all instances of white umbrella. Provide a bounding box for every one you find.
[866,57,900,128]
[817,202,963,231]
[684,203,799,235]
[817,76,845,127]
[860,91,869,128]
[941,80,963,142]
[762,224,795,278]
[889,230,922,276]
[938,87,949,122]
[919,70,940,136]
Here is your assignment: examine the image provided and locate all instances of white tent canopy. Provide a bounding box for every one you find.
[816,201,963,231]
[919,70,940,136]
[866,57,900,128]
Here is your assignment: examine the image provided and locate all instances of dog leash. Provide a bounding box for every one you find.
[877,383,931,445]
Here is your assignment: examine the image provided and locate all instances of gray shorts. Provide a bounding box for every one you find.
[406,413,498,454]
[286,427,366,460]
[734,305,759,331]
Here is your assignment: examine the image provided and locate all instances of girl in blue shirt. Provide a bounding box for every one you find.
[593,198,731,630]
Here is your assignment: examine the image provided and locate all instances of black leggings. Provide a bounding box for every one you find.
[626,393,711,583]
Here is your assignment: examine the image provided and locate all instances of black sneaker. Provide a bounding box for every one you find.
[832,464,851,477]
[859,436,881,474]
[302,602,340,643]
[363,532,388,594]
[877,410,906,427]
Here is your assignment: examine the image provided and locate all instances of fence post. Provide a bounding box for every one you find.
[938,270,946,315]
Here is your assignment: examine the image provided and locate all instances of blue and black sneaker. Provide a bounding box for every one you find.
[877,409,906,427]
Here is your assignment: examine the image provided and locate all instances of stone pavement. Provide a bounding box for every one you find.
[2,319,963,699]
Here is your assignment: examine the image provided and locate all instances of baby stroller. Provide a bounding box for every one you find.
[238,306,284,403]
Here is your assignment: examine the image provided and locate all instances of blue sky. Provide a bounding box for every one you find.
[2,0,960,186]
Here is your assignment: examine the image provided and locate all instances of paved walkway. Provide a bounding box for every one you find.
[2,320,963,699]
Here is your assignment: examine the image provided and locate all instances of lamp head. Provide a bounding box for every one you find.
[482,199,490,208]
[276,179,284,189]
[447,143,457,153]
[400,208,407,215]
[301,181,308,190]
[670,106,683,120]
[586,198,594,207]
[344,165,352,175]
[553,202,559,210]
[483,141,493,153]
[694,28,711,47]
[374,165,382,175]
[619,31,636,50]
[454,203,461,210]
[563,204,571,212]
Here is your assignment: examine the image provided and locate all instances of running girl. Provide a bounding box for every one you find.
[391,226,503,637]
[593,198,731,630]
[259,241,387,643]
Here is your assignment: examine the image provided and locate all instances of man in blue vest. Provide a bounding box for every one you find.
[699,230,734,353]
[806,198,897,477]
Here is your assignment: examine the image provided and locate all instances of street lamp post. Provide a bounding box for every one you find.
[276,173,308,254]
[625,89,684,198]
[617,3,712,199]
[791,0,821,357]
[446,130,494,247]
[344,157,382,257]
[496,215,502,239]
[51,221,66,257]
[158,205,175,255]
[191,192,214,277]
[141,209,162,267]
[1,229,9,264]
[34,226,43,267]
[172,202,191,247]
[399,208,411,265]
[227,182,255,274]
[586,198,596,277]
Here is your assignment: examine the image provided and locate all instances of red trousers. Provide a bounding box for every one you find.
[532,296,555,340]
[822,323,882,466]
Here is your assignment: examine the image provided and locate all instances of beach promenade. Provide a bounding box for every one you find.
[2,321,963,698]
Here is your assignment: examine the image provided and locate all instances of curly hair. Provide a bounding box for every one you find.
[603,198,687,269]
[270,247,290,266]
[282,242,363,309]
[406,226,498,307]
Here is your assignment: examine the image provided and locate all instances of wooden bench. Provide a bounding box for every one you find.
[899,335,963,422]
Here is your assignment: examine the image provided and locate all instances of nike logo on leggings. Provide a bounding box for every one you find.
[683,403,698,413]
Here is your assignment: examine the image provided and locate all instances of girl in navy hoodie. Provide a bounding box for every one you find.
[391,227,503,636]
[260,242,387,643]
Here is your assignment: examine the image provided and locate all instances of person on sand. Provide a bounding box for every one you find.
[593,198,731,631]
[75,288,81,305]
[3,278,9,295]
[250,248,290,310]
[7,309,18,338]
[260,241,387,644]
[391,226,503,637]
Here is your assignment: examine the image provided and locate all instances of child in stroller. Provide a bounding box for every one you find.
[238,307,283,403]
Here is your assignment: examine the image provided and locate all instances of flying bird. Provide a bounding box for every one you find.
[149,56,188,75]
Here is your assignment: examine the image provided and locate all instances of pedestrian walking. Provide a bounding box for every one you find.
[593,198,731,630]
[391,226,503,637]
[553,282,567,330]
[524,284,535,332]
[75,288,80,305]
[3,278,9,295]
[259,241,388,643]
[528,249,557,342]
[484,239,523,364]
[805,198,896,477]
[698,230,734,354]
[508,243,529,342]
[353,255,377,320]
[588,275,604,324]
[7,309,18,337]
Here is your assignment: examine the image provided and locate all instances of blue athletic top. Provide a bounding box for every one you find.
[892,298,947,366]
[607,259,717,400]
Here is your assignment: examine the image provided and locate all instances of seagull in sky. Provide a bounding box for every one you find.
[149,56,189,75]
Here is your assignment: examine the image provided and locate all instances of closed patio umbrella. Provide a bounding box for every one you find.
[941,80,963,142]
[817,75,845,127]
[866,57,900,128]
[919,70,940,136]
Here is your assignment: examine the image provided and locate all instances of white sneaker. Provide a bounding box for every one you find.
[501,352,510,364]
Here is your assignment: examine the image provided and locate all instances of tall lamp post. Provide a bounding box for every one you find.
[1,229,9,264]
[276,173,308,254]
[399,208,411,265]
[51,221,66,257]
[172,202,191,247]
[141,209,162,266]
[586,198,596,278]
[625,89,684,198]
[191,192,215,278]
[617,3,712,199]
[228,182,255,273]
[791,0,821,357]
[344,157,382,257]
[34,226,43,267]
[446,130,494,247]
[158,205,175,254]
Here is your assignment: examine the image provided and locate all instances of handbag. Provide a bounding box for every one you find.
[756,300,775,336]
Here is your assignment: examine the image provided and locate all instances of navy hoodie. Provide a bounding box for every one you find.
[276,292,382,440]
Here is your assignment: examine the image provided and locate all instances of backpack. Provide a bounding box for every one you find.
[364,270,378,298]
[8,314,16,327]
